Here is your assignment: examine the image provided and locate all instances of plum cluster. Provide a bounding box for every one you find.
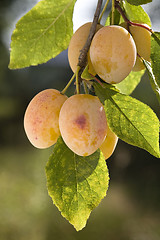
[24,89,117,158]
[24,21,151,159]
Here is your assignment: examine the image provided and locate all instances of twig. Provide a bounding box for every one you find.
[77,0,103,69]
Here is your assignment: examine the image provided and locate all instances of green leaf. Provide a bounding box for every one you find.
[143,59,160,104]
[105,14,110,26]
[150,33,160,90]
[9,0,76,69]
[46,137,109,231]
[125,0,152,6]
[112,8,121,25]
[115,70,145,95]
[105,9,120,26]
[94,82,160,158]
[81,65,95,81]
[123,1,151,26]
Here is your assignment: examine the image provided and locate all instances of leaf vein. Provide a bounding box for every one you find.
[109,96,158,155]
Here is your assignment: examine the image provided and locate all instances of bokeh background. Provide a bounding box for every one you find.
[0,0,160,239]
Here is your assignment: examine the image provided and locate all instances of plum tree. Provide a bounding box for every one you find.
[121,22,151,71]
[59,94,107,156]
[100,126,118,160]
[24,89,67,149]
[89,25,137,84]
[68,22,102,75]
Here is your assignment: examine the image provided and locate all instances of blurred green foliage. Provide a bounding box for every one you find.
[0,0,160,239]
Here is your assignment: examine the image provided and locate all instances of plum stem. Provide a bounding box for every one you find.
[83,81,89,94]
[91,75,104,87]
[61,72,76,95]
[115,0,153,33]
[111,0,115,25]
[98,0,110,24]
[76,66,81,94]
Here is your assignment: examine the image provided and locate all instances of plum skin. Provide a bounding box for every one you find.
[24,89,67,149]
[89,25,137,84]
[100,126,118,160]
[59,94,107,156]
[121,22,151,71]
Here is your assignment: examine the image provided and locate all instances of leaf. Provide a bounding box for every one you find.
[46,137,109,231]
[105,14,110,26]
[9,0,76,69]
[94,82,160,158]
[143,59,160,104]
[116,70,145,95]
[150,32,160,91]
[105,9,120,26]
[112,8,121,25]
[81,65,95,81]
[123,1,151,26]
[125,0,152,6]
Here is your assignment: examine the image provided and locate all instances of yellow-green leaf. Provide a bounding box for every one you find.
[9,0,76,69]
[143,59,160,104]
[46,137,109,231]
[81,65,95,81]
[123,1,151,26]
[116,70,145,95]
[94,82,160,158]
[150,32,160,91]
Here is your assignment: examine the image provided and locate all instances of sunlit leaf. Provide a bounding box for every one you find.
[9,0,76,69]
[150,32,160,91]
[123,1,151,26]
[46,137,109,231]
[94,82,160,158]
[143,59,160,104]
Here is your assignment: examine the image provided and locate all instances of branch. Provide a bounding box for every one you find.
[77,0,103,69]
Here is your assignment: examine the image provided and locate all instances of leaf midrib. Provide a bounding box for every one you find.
[108,95,159,157]
[21,0,75,52]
